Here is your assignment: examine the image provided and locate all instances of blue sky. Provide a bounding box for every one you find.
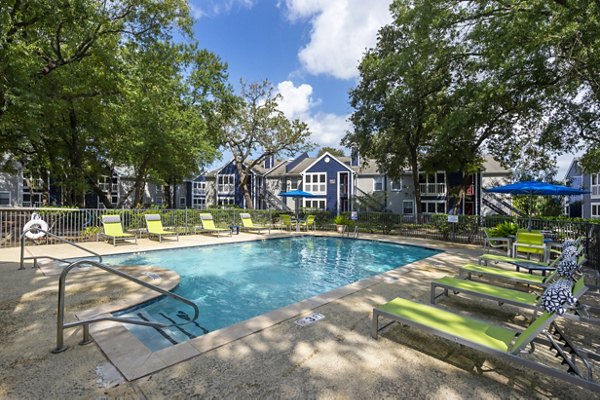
[187,0,577,179]
[188,0,393,157]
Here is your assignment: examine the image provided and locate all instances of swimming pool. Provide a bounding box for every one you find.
[107,237,440,351]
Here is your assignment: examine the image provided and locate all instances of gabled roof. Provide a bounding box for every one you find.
[563,158,581,181]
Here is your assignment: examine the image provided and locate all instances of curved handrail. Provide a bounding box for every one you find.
[19,228,103,270]
[53,259,200,353]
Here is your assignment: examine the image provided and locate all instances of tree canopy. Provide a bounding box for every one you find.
[223,80,314,209]
[0,0,228,207]
[346,0,600,220]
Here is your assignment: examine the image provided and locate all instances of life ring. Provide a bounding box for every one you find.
[23,213,48,240]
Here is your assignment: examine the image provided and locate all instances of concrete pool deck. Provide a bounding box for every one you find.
[0,232,599,398]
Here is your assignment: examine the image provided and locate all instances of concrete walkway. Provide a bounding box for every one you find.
[0,232,598,399]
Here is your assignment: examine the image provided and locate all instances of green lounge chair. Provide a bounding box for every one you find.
[512,231,548,262]
[144,214,178,242]
[199,213,231,237]
[298,214,316,231]
[460,254,587,287]
[277,214,294,231]
[239,213,271,234]
[99,215,137,246]
[482,227,511,256]
[431,275,587,315]
[371,297,600,392]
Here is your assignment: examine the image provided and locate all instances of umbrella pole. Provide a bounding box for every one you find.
[528,193,533,231]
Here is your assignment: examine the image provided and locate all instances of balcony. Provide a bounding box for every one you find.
[218,184,235,194]
[419,183,446,195]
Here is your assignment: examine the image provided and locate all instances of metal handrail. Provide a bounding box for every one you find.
[19,228,103,270]
[53,259,200,353]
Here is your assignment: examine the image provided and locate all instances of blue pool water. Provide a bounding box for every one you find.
[106,237,440,350]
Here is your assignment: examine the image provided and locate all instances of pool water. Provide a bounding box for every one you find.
[107,237,440,350]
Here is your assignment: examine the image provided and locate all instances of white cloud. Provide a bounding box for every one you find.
[188,0,256,19]
[277,80,350,148]
[283,0,393,80]
[277,81,315,118]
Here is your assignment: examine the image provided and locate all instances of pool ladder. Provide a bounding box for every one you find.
[342,225,359,238]
[52,259,200,353]
[19,228,103,269]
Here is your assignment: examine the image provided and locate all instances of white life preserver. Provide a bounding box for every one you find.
[23,213,48,240]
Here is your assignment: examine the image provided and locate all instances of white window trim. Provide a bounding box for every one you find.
[304,198,326,210]
[402,200,414,215]
[592,173,600,198]
[390,178,402,191]
[421,200,446,214]
[592,203,600,218]
[373,176,384,192]
[304,172,326,195]
[218,174,235,194]
[287,178,300,191]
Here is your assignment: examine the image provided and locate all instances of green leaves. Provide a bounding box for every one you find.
[223,80,314,208]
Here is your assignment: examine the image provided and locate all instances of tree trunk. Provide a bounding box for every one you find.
[410,158,422,224]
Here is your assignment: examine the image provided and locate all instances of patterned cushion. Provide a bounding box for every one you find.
[556,257,580,278]
[541,279,576,315]
[561,245,579,259]
[562,239,577,248]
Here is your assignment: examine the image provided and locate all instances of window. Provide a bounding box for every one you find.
[373,176,384,191]
[218,174,235,193]
[592,173,600,197]
[419,172,446,194]
[217,197,235,206]
[304,199,326,210]
[287,178,300,191]
[402,200,414,215]
[0,192,10,205]
[193,181,206,196]
[304,173,326,194]
[390,179,402,191]
[179,197,186,206]
[193,197,206,209]
[592,204,600,218]
[22,177,44,207]
[421,201,446,214]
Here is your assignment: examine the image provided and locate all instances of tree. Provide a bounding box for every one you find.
[318,147,345,158]
[112,42,227,207]
[223,80,313,209]
[344,2,457,222]
[433,1,600,174]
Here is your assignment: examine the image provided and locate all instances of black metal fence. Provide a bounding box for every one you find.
[4,207,599,271]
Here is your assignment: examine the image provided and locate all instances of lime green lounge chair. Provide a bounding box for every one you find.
[460,254,586,287]
[144,214,178,242]
[431,275,587,315]
[99,215,137,246]
[277,214,294,231]
[298,215,316,231]
[199,213,231,237]
[512,231,548,262]
[371,297,600,392]
[239,213,271,234]
[482,227,511,255]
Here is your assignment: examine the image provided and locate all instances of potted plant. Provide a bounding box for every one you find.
[334,215,348,234]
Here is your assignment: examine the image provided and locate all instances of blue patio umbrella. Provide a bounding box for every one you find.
[485,181,589,230]
[279,189,316,221]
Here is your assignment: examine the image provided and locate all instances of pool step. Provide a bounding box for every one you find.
[119,310,209,351]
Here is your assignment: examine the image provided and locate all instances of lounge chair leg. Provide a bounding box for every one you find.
[371,311,380,339]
